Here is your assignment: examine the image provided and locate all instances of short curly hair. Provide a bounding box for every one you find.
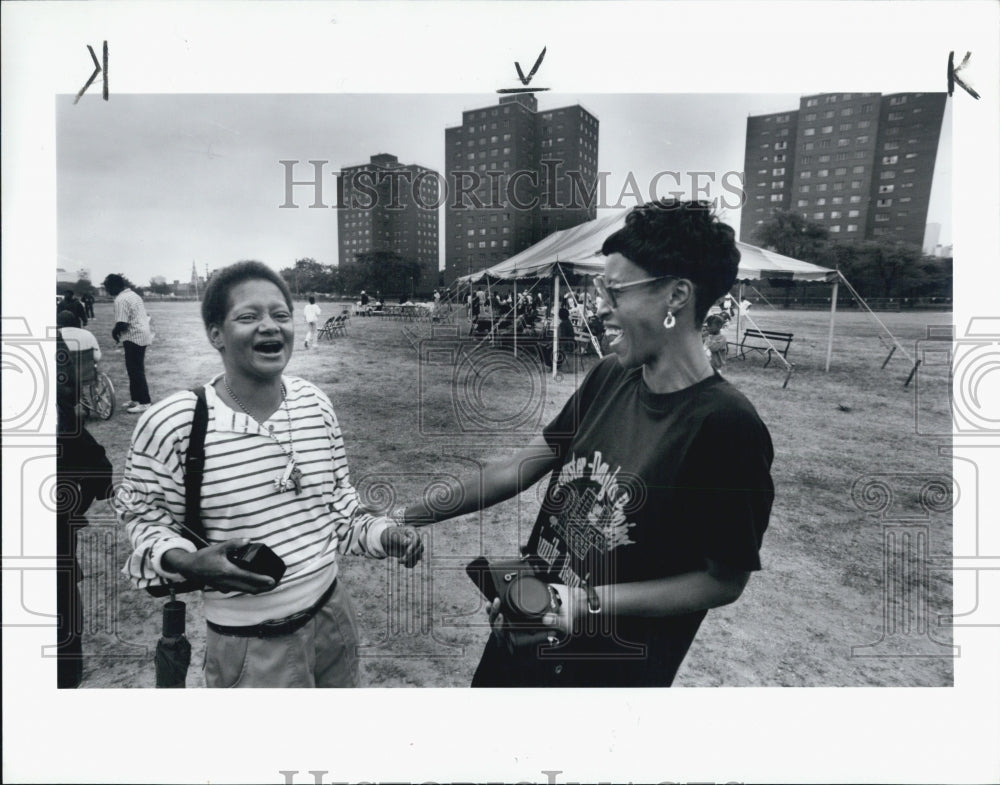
[601,199,740,323]
[102,274,126,296]
[201,261,293,330]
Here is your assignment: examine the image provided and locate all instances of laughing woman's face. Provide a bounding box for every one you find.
[209,279,294,384]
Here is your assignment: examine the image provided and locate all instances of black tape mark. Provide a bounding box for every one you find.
[947,51,980,100]
[497,87,551,94]
[497,46,550,94]
[74,41,109,104]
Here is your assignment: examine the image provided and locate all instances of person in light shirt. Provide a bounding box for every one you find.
[56,310,101,361]
[103,274,153,414]
[118,261,423,687]
[303,295,322,349]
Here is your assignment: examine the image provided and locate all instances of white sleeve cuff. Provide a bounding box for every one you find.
[150,537,199,580]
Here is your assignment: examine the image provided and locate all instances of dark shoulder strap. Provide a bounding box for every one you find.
[183,386,209,545]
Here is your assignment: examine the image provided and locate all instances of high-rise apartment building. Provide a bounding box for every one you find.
[443,94,599,285]
[337,153,439,295]
[740,92,946,248]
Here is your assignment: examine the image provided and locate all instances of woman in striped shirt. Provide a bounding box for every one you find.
[118,261,422,687]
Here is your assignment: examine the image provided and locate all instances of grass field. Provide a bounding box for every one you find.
[73,299,955,687]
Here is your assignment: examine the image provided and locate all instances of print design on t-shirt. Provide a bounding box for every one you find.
[537,450,636,587]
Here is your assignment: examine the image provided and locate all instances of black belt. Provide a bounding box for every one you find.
[206,578,337,639]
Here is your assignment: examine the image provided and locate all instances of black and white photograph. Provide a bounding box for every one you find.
[2,2,999,783]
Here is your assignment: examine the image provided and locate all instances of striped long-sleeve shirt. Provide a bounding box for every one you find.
[118,375,394,626]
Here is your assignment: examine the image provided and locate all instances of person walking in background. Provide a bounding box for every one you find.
[82,292,96,320]
[103,274,153,413]
[60,290,88,327]
[703,314,729,371]
[303,295,321,349]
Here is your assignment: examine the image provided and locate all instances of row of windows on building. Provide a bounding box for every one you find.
[762,180,920,203]
[455,132,514,146]
[795,150,919,165]
[804,107,871,121]
[343,236,438,246]
[467,227,512,236]
[466,239,511,249]
[765,190,868,202]
[342,220,437,233]
[447,162,598,183]
[458,111,597,133]
[803,93,881,107]
[758,132,924,155]
[465,146,514,159]
[804,138,867,150]
[762,93,917,119]
[340,181,438,199]
[803,129,871,141]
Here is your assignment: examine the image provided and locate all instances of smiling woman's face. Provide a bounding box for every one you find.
[597,252,677,370]
[209,278,294,384]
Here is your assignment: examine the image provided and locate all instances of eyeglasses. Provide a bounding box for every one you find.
[594,275,676,309]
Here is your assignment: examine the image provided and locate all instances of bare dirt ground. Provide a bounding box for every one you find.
[73,300,954,688]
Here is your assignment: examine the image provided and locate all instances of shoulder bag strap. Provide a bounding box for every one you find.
[183,386,209,545]
[144,387,210,597]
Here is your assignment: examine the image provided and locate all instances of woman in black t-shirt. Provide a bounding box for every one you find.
[401,199,774,687]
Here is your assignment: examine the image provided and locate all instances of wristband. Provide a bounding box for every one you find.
[583,582,601,614]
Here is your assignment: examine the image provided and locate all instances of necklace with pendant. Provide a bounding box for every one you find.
[223,376,303,495]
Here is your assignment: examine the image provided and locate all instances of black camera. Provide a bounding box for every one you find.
[227,542,286,585]
[466,556,559,624]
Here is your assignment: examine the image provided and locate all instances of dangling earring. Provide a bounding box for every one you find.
[662,311,676,330]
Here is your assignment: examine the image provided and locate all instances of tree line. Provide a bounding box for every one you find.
[752,210,951,301]
[278,253,426,299]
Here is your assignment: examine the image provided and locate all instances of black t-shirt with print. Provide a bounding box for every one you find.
[520,356,773,686]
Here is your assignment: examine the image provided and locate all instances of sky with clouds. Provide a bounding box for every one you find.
[57,92,951,286]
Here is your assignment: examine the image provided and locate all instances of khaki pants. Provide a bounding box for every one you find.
[204,582,360,688]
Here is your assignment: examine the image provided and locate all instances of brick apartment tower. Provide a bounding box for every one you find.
[443,94,599,285]
[740,92,946,248]
[337,153,440,296]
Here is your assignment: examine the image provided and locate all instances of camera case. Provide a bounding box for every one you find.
[227,542,286,585]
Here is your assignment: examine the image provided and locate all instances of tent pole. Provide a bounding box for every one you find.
[486,278,494,344]
[825,279,839,372]
[835,269,916,368]
[552,274,559,378]
[736,282,744,340]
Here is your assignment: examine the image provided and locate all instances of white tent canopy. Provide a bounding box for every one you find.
[455,212,838,284]
[456,214,619,283]
[452,212,912,383]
